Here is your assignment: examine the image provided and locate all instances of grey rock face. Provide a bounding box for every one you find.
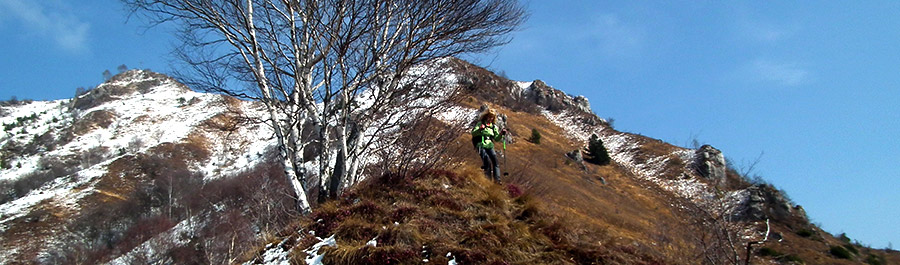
[523,80,593,114]
[694,145,726,182]
[566,149,587,171]
[567,149,584,164]
[573,95,592,114]
[733,185,796,222]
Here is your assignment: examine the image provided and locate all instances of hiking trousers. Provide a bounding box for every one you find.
[479,147,500,182]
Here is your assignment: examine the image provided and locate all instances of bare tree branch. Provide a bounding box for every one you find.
[124,0,527,211]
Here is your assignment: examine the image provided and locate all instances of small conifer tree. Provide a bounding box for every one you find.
[587,134,611,165]
[530,128,541,144]
[75,87,87,97]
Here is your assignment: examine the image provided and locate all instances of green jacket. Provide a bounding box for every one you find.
[472,122,502,149]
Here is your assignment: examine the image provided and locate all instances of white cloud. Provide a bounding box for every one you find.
[730,5,801,44]
[0,0,90,53]
[738,19,799,44]
[582,13,645,57]
[747,59,812,87]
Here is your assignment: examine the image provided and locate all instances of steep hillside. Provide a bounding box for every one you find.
[436,59,900,265]
[1,62,898,264]
[0,70,297,264]
[243,59,900,264]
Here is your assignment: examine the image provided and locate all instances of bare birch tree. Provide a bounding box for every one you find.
[124,0,526,212]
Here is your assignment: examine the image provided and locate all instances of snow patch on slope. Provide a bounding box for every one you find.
[540,110,601,144]
[195,101,278,179]
[0,100,70,180]
[541,106,760,241]
[0,159,110,232]
[436,105,480,128]
[106,215,201,265]
[541,110,718,204]
[303,235,337,265]
[510,81,534,96]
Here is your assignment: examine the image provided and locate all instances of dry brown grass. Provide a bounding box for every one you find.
[219,94,244,110]
[746,222,900,265]
[131,114,151,124]
[249,164,667,265]
[469,102,900,264]
[202,112,243,133]
[468,104,697,256]
[10,141,210,263]
[72,110,118,135]
[5,149,299,264]
[183,132,212,158]
[0,152,161,262]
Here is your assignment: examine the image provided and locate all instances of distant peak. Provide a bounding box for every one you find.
[73,70,190,110]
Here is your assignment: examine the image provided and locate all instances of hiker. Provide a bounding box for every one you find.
[472,109,507,182]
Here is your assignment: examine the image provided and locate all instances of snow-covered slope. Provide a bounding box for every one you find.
[0,70,278,263]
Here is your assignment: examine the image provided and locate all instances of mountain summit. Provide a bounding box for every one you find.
[1,61,896,264]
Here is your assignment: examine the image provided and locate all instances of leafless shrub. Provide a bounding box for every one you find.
[30,144,293,264]
[683,196,776,265]
[80,146,109,169]
[0,156,79,205]
[371,116,466,181]
[500,142,556,197]
[2,128,69,162]
[126,137,144,154]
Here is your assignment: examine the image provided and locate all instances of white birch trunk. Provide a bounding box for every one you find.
[248,0,310,212]
[346,127,364,186]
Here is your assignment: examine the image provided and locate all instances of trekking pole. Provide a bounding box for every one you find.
[502,133,509,176]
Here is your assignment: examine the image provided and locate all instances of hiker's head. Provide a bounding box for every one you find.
[480,110,496,124]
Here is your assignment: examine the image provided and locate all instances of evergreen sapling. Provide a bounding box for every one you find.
[530,128,541,144]
[587,134,611,165]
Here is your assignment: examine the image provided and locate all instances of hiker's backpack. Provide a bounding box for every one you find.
[472,123,485,149]
[472,133,481,149]
[472,123,496,149]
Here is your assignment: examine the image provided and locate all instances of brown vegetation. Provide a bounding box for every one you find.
[246,168,663,264]
[0,145,300,264]
[449,58,539,114]
[480,105,705,263]
[72,110,117,135]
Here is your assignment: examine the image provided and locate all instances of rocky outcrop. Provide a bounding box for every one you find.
[523,80,593,114]
[447,59,592,115]
[693,145,726,182]
[566,149,584,164]
[573,95,591,113]
[565,149,589,172]
[733,184,797,222]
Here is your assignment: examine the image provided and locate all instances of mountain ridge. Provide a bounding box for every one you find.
[0,61,897,264]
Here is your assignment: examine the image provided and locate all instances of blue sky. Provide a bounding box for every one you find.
[0,0,897,249]
[473,1,900,249]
